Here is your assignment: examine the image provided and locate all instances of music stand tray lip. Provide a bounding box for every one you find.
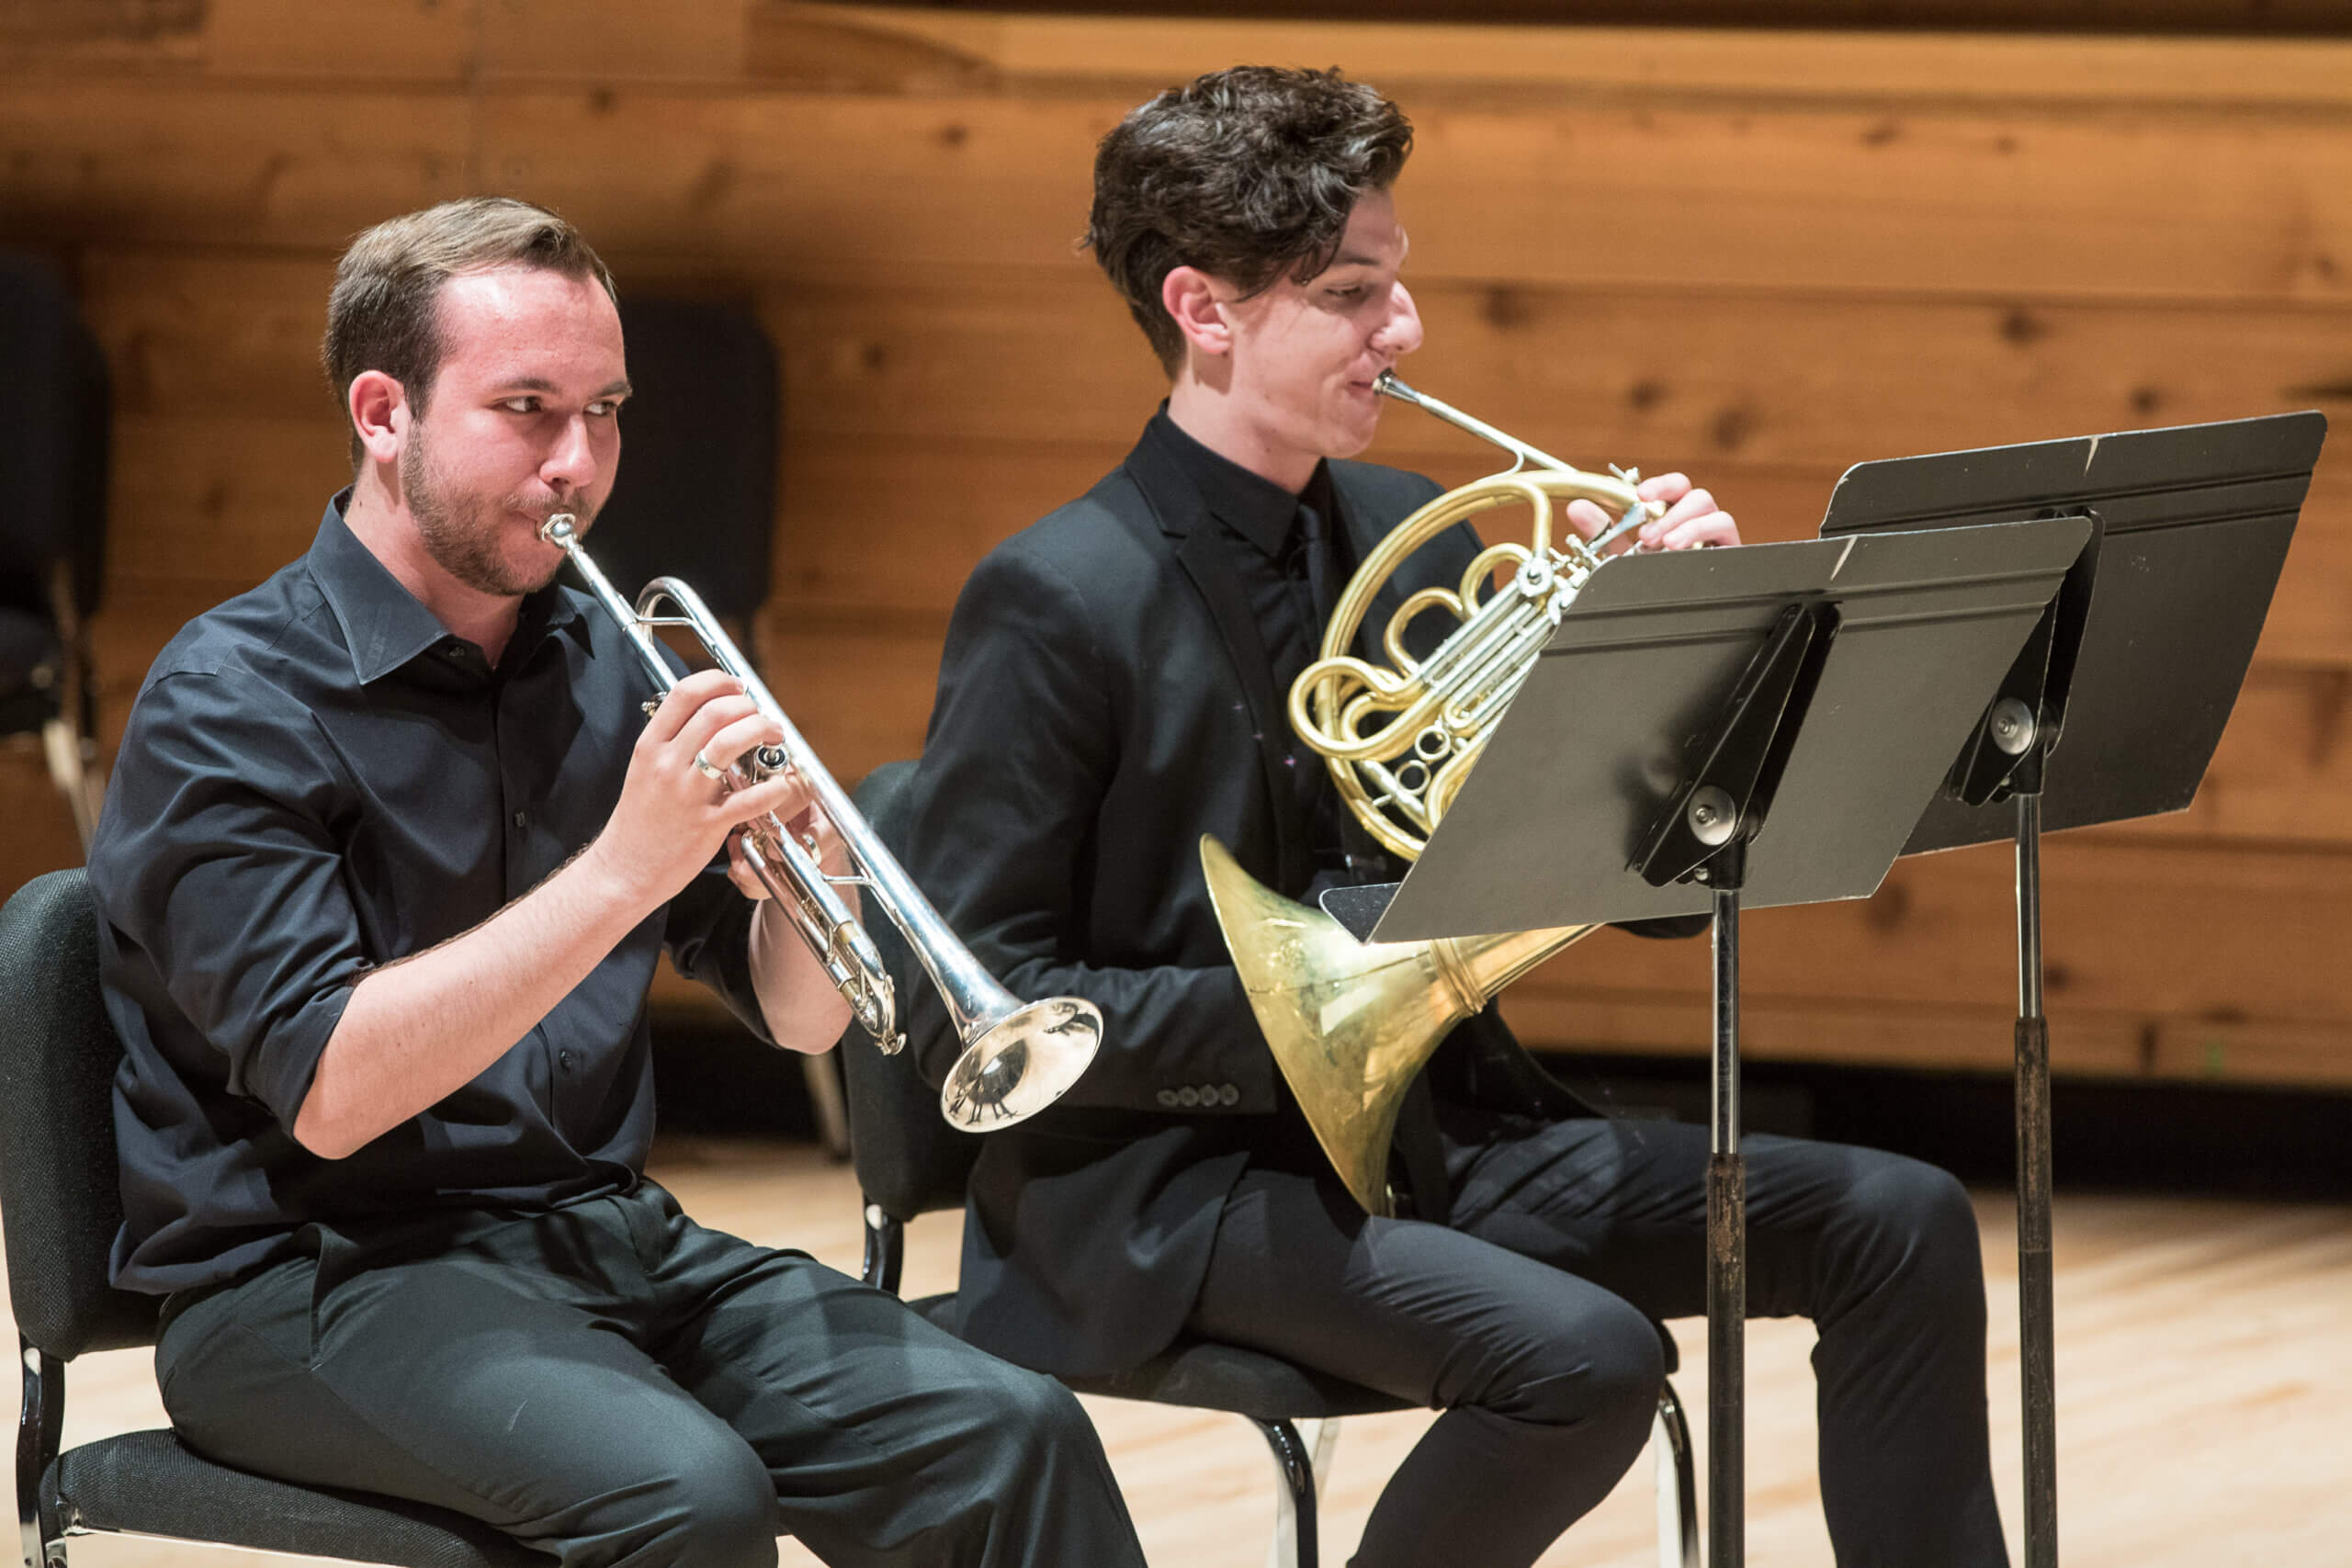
[1366,516,2089,945]
[1816,409,2326,539]
[1815,412,2326,855]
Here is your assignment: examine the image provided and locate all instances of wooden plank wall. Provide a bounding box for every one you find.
[5,1,2349,1089]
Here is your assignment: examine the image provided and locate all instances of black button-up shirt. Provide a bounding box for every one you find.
[91,495,769,1293]
[1142,410,1363,879]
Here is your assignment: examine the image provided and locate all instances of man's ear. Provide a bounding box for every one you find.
[1159,265,1232,360]
[347,370,411,468]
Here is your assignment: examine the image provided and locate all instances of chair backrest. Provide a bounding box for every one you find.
[836,761,985,1224]
[581,296,779,625]
[0,253,110,624]
[0,869,158,1358]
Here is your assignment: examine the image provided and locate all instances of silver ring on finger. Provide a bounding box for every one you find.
[694,750,727,783]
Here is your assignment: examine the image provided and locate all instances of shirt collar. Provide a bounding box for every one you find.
[1143,405,1332,560]
[307,491,584,685]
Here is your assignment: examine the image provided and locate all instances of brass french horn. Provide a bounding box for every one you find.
[1205,374,1668,1213]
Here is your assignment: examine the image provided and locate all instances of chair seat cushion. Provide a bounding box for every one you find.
[907,1292,1414,1424]
[47,1429,544,1568]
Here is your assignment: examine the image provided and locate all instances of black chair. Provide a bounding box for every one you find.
[584,294,851,1158]
[0,256,111,852]
[1,870,543,1568]
[840,761,1702,1568]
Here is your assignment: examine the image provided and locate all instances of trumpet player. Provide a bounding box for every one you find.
[900,68,2007,1567]
[86,197,1145,1568]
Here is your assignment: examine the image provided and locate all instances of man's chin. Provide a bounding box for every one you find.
[1326,416,1380,462]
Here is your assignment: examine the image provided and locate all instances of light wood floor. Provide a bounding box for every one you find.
[9,1136,2349,1566]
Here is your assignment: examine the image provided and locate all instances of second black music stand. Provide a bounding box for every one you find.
[1366,515,2092,1567]
[1819,410,2327,1568]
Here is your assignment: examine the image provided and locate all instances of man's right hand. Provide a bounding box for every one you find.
[585,668,815,912]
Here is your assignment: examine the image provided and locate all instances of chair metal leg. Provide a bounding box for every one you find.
[802,1051,852,1160]
[860,1206,904,1295]
[1655,1379,1701,1568]
[19,1337,63,1568]
[38,720,101,856]
[1254,1418,1320,1568]
[1263,1420,1340,1568]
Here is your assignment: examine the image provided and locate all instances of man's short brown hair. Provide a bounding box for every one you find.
[322,197,617,467]
[1085,66,1413,374]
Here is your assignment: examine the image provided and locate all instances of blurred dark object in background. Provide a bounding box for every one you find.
[0,252,110,852]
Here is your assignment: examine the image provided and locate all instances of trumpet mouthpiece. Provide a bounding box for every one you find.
[540,513,578,547]
[1372,370,1417,403]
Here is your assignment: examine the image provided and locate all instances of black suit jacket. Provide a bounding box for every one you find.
[900,421,1597,1377]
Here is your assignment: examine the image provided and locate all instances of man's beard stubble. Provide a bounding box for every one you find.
[399,419,591,599]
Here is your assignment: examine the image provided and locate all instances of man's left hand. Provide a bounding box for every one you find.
[1566,471,1740,554]
[726,797,848,905]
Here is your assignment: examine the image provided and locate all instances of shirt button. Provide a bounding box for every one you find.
[1155,1089,1178,1108]
[557,1049,575,1071]
[1176,1086,1201,1108]
[512,810,528,829]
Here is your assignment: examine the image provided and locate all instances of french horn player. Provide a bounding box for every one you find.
[899,67,2010,1568]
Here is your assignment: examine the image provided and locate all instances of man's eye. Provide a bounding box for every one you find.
[587,400,619,418]
[501,397,539,414]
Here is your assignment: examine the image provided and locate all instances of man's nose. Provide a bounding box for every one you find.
[542,413,598,491]
[1375,282,1424,357]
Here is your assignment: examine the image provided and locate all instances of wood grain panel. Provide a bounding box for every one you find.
[1504,835,2352,1023]
[772,271,2352,466]
[79,251,342,419]
[106,414,353,596]
[830,6,2352,103]
[0,85,470,246]
[768,437,2352,666]
[90,254,2346,479]
[481,87,2352,299]
[23,2,2352,103]
[838,1,2352,38]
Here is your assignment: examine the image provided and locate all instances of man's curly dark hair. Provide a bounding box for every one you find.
[1085,66,1413,374]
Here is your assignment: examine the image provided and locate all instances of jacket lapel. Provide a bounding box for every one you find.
[1124,435,1306,891]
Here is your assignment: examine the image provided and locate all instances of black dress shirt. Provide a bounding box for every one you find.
[90,496,769,1294]
[1144,410,1369,886]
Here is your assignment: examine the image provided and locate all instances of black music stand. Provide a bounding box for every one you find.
[1818,411,2327,1568]
[1357,516,2090,1568]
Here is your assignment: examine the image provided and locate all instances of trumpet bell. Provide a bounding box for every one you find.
[940,997,1104,1130]
[1200,835,1594,1214]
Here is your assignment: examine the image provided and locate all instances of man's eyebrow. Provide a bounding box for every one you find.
[491,376,634,400]
[1329,232,1406,272]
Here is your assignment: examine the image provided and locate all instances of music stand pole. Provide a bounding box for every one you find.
[1706,843,1747,1568]
[2013,784,2058,1567]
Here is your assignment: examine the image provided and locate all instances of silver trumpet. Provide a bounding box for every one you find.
[540,513,1102,1131]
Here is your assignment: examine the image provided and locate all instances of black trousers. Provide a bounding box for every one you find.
[1191,1114,2008,1568]
[154,1181,1144,1568]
